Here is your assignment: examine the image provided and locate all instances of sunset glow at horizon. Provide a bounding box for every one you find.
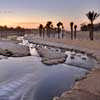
[0,0,100,30]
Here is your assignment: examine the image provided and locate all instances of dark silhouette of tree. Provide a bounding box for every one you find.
[15,26,22,36]
[74,25,77,39]
[42,27,45,39]
[3,25,8,38]
[62,25,64,39]
[0,26,4,38]
[45,21,52,38]
[57,22,63,39]
[39,24,43,37]
[86,11,100,40]
[80,24,88,31]
[94,23,100,31]
[70,22,74,40]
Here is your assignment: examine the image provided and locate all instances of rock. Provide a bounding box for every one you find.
[0,40,30,57]
[42,57,66,65]
[37,47,67,65]
[0,55,8,60]
[37,47,66,58]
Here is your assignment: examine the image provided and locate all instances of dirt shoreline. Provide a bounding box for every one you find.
[48,40,100,100]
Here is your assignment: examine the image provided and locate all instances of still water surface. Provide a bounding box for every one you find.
[0,55,95,100]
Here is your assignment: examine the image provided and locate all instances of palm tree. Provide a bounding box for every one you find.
[74,25,77,39]
[43,27,45,39]
[62,25,64,39]
[70,22,74,40]
[45,21,52,38]
[39,24,43,37]
[86,11,100,40]
[57,22,63,39]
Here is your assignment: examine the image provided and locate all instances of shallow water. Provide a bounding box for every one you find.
[0,55,93,100]
[0,44,96,100]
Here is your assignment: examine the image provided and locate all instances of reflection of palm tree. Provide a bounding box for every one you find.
[39,24,43,37]
[74,25,77,39]
[57,22,63,39]
[70,22,74,40]
[45,21,52,38]
[86,11,100,40]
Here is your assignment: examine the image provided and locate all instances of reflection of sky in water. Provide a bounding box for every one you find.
[0,55,94,100]
[33,65,87,100]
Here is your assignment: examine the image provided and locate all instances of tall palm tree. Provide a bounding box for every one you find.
[74,25,77,39]
[86,11,100,40]
[62,25,64,39]
[43,27,45,39]
[45,21,52,38]
[39,24,43,37]
[70,22,74,40]
[57,22,63,39]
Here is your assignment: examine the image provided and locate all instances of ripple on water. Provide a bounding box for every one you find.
[0,51,96,100]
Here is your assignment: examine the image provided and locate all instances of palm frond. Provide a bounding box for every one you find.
[86,11,100,22]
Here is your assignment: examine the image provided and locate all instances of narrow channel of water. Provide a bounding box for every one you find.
[0,54,96,100]
[0,39,97,100]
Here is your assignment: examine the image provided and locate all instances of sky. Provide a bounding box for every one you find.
[0,0,100,30]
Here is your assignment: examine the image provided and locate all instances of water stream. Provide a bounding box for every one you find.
[0,39,97,100]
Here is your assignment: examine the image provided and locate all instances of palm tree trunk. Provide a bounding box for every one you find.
[74,29,76,39]
[91,22,94,40]
[58,27,60,39]
[71,28,73,40]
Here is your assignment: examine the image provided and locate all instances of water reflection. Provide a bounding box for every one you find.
[33,64,87,100]
[0,37,96,100]
[0,56,88,100]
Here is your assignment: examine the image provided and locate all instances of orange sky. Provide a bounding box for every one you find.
[0,15,100,30]
[0,0,100,30]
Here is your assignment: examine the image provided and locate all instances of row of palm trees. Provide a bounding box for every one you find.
[70,22,77,40]
[39,11,100,40]
[0,26,32,38]
[39,21,64,39]
[39,21,78,40]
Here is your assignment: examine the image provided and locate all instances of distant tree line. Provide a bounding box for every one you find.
[0,25,36,38]
[39,21,78,40]
[81,23,100,31]
[0,11,99,41]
